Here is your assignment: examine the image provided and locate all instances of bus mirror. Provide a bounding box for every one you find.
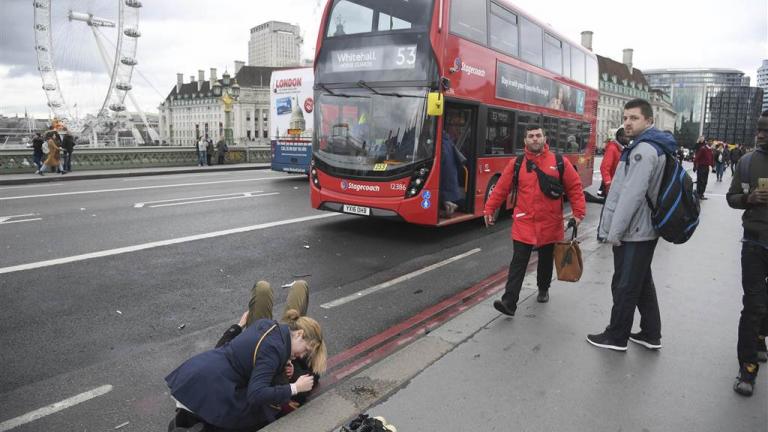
[427,92,444,116]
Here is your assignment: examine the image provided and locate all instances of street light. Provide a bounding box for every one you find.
[212,71,240,147]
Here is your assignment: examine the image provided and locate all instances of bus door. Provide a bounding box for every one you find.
[442,103,477,216]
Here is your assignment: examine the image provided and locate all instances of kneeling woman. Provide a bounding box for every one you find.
[166,310,326,431]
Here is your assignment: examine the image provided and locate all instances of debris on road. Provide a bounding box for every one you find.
[116,310,122,315]
[114,421,130,429]
[178,323,186,330]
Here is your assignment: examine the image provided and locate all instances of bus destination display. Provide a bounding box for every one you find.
[330,45,418,73]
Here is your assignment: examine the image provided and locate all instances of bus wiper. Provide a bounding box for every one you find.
[315,83,359,98]
[357,80,416,98]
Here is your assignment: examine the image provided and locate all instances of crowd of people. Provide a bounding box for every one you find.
[30,128,77,175]
[693,137,747,199]
[197,134,230,166]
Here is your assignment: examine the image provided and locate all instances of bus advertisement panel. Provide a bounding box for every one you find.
[270,68,314,174]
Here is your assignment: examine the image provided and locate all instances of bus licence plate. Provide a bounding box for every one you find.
[343,204,370,216]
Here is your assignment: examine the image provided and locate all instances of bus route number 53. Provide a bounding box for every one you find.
[395,46,417,68]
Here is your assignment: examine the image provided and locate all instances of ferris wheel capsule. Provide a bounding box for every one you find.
[42,84,57,91]
[121,56,138,66]
[123,27,141,37]
[116,82,133,91]
[109,103,126,112]
[33,1,47,9]
[125,0,142,7]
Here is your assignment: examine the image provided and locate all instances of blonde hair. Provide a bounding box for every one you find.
[284,309,327,374]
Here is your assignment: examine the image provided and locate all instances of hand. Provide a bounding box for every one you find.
[606,236,622,247]
[294,374,315,393]
[284,360,294,379]
[237,311,249,328]
[748,189,768,205]
[573,217,582,227]
[484,213,495,227]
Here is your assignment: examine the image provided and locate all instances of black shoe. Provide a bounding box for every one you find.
[700,196,708,200]
[586,332,627,351]
[536,290,549,303]
[493,300,515,316]
[733,363,758,396]
[629,332,662,350]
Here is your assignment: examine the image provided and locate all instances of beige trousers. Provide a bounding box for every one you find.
[245,280,309,327]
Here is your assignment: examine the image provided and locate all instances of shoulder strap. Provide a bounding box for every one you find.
[510,156,524,210]
[555,153,564,183]
[252,323,278,367]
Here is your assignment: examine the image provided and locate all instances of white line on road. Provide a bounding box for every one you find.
[149,192,280,208]
[0,218,43,225]
[134,191,265,208]
[320,248,482,309]
[0,213,341,275]
[0,213,37,219]
[0,385,113,432]
[0,176,296,201]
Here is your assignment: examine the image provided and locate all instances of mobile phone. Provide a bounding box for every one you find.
[759,178,768,191]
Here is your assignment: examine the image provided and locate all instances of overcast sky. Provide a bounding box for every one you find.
[0,0,765,119]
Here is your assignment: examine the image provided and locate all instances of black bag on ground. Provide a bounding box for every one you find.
[642,144,700,244]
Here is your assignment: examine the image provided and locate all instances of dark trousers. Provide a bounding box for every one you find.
[696,167,709,196]
[33,152,43,170]
[501,241,554,308]
[63,151,72,171]
[737,242,768,366]
[605,239,661,341]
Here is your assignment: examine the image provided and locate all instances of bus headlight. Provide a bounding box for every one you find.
[405,166,429,198]
[311,164,320,189]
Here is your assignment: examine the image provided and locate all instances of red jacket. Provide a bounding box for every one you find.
[484,145,586,247]
[599,140,622,190]
[694,145,714,169]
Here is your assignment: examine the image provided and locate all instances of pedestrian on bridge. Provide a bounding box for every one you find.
[598,127,629,197]
[588,98,677,352]
[31,132,44,173]
[205,137,214,166]
[727,110,768,397]
[197,135,208,166]
[693,137,714,199]
[484,124,585,316]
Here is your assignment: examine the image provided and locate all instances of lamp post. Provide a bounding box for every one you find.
[212,71,240,148]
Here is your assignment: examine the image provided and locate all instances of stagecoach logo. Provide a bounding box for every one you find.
[340,180,381,192]
[449,57,486,78]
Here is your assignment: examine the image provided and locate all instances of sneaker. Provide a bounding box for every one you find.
[493,299,515,317]
[586,332,627,351]
[757,337,767,363]
[536,290,549,303]
[733,363,759,397]
[629,332,662,350]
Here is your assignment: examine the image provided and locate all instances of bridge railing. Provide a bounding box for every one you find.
[0,146,271,174]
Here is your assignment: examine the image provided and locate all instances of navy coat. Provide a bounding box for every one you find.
[165,320,293,430]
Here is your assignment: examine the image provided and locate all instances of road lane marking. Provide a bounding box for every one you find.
[0,176,296,201]
[320,248,482,309]
[0,214,42,225]
[0,218,43,225]
[0,385,113,432]
[149,192,280,208]
[122,173,231,181]
[0,213,341,275]
[134,191,271,208]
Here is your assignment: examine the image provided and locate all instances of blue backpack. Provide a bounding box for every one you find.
[629,142,700,244]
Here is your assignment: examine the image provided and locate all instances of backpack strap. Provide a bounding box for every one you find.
[739,151,754,186]
[509,156,524,210]
[555,153,565,184]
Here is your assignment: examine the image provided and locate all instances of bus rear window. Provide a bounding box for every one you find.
[326,0,433,38]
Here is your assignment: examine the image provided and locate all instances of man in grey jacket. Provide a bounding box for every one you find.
[588,98,678,351]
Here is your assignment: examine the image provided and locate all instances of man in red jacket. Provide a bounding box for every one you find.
[484,125,586,315]
[693,137,715,199]
[599,127,629,196]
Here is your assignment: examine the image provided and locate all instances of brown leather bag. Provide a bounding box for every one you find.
[554,221,583,282]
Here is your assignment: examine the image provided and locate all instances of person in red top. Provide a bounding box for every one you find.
[693,137,715,199]
[484,125,586,315]
[599,127,629,196]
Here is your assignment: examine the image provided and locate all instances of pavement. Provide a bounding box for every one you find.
[263,173,768,432]
[0,162,270,185]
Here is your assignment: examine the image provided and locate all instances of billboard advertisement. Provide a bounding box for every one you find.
[269,67,314,139]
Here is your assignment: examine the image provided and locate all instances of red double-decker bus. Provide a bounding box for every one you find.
[310,0,599,225]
